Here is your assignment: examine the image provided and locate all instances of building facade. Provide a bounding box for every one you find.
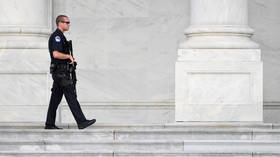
[0,0,279,124]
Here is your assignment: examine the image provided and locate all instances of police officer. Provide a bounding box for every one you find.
[45,15,96,129]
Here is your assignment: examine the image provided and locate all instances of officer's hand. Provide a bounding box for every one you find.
[69,55,74,65]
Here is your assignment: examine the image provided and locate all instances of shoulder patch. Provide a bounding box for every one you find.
[55,36,61,42]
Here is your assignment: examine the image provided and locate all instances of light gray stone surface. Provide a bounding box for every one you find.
[0,123,279,156]
[0,151,258,157]
[183,140,280,153]
[52,0,189,103]
[0,0,280,123]
[53,0,280,123]
[249,0,280,102]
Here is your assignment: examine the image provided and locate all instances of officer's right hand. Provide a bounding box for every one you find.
[69,55,74,65]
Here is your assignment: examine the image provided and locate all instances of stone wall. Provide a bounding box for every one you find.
[0,0,279,123]
[53,0,189,123]
[249,0,280,123]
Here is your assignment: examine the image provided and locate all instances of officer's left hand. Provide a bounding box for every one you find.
[68,55,74,65]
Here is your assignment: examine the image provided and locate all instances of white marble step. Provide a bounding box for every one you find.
[115,152,280,157]
[164,122,280,130]
[183,140,280,153]
[0,128,280,141]
[0,140,279,153]
[0,151,279,157]
[114,129,280,141]
[0,129,114,141]
[0,140,184,152]
[0,151,112,157]
[0,123,164,130]
[0,122,279,130]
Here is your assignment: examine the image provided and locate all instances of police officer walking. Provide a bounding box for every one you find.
[45,15,96,129]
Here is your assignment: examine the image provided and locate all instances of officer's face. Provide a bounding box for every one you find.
[60,17,70,31]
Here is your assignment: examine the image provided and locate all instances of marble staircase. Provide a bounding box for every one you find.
[0,122,279,157]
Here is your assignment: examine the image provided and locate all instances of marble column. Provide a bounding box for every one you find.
[176,0,263,121]
[0,0,52,49]
[0,0,52,122]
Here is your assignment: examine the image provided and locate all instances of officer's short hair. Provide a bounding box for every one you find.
[56,15,68,26]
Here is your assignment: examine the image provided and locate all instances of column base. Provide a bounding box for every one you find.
[179,25,260,49]
[175,49,263,122]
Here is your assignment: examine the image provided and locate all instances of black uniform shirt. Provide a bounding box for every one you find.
[48,28,70,64]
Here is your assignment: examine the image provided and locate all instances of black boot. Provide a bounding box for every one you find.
[78,119,96,129]
[45,125,63,129]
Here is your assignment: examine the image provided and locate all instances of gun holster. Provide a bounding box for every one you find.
[50,63,57,74]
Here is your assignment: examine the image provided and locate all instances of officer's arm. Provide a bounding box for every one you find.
[53,50,74,64]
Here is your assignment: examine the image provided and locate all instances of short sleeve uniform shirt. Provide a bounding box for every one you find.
[48,28,70,64]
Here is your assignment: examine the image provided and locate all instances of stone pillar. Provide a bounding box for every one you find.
[176,0,263,121]
[0,0,52,49]
[0,0,53,122]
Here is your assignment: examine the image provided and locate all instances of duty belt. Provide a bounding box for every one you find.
[50,63,69,74]
[56,64,68,69]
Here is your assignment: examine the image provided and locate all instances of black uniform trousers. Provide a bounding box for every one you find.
[46,70,86,126]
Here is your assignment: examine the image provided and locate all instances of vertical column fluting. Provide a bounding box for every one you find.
[180,0,259,49]
[0,0,52,49]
